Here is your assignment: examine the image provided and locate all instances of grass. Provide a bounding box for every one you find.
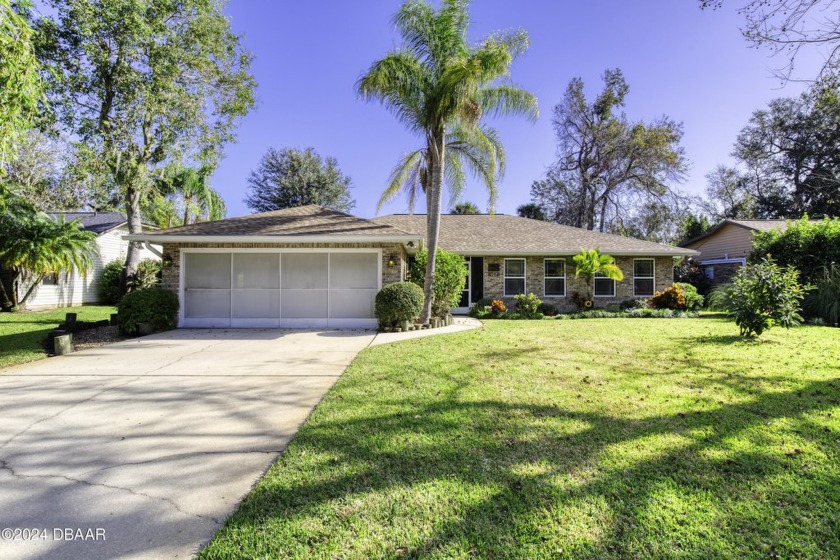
[0,305,116,368]
[199,316,840,559]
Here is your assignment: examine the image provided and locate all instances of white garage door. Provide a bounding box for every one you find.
[182,251,379,328]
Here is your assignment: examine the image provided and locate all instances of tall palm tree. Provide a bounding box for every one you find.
[151,165,226,227]
[358,0,538,322]
[572,248,624,300]
[0,214,98,307]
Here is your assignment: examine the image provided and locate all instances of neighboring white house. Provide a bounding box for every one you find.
[22,212,161,309]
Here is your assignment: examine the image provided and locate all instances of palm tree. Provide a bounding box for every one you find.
[452,201,480,214]
[0,214,98,308]
[358,0,538,322]
[151,165,226,227]
[572,248,624,300]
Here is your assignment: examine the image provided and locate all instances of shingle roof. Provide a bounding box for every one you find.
[46,212,127,234]
[678,218,821,247]
[371,214,696,256]
[128,205,419,240]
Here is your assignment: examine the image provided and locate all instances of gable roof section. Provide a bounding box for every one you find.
[678,218,820,248]
[47,212,128,234]
[371,214,697,256]
[124,205,422,243]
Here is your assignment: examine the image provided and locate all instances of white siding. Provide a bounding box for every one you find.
[22,225,161,309]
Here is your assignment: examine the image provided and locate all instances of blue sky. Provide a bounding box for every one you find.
[215,0,822,219]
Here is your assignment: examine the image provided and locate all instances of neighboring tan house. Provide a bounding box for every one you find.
[678,219,816,285]
[126,205,696,328]
[22,212,160,309]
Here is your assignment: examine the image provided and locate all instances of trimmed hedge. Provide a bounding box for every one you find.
[117,287,179,335]
[375,282,424,329]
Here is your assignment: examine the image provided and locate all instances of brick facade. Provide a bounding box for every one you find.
[159,242,408,295]
[479,255,675,311]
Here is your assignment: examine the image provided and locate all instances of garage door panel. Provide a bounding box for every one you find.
[185,254,231,289]
[185,289,231,318]
[329,289,376,318]
[329,253,378,289]
[281,254,328,289]
[281,289,328,318]
[232,290,280,318]
[233,254,279,289]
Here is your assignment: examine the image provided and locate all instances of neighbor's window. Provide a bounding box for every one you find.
[544,258,565,297]
[504,259,526,296]
[633,259,655,297]
[593,272,615,297]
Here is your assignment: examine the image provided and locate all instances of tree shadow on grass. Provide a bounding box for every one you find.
[205,374,840,559]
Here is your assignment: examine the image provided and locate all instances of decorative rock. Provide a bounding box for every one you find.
[54,333,73,356]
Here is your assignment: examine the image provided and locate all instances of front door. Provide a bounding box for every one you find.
[455,256,483,311]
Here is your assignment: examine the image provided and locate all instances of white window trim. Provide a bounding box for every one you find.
[503,258,526,296]
[593,273,616,298]
[543,258,566,297]
[633,258,656,297]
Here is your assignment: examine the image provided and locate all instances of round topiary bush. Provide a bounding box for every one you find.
[117,287,180,335]
[375,282,424,329]
[98,259,124,304]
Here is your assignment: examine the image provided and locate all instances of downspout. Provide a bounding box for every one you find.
[144,241,163,258]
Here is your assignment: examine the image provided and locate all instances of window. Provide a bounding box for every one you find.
[633,259,655,297]
[593,272,615,297]
[544,258,565,297]
[504,259,526,296]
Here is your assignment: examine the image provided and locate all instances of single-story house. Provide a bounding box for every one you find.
[678,218,816,285]
[22,212,160,309]
[125,205,697,328]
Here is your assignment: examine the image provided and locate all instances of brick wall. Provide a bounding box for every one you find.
[160,242,408,295]
[479,255,675,311]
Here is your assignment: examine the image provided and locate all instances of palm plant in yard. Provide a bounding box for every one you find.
[573,248,624,300]
[149,164,226,228]
[0,213,97,308]
[358,0,538,323]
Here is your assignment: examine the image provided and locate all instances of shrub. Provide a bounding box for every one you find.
[410,248,468,318]
[375,282,424,329]
[131,258,162,290]
[539,302,558,316]
[620,298,649,310]
[98,259,123,304]
[751,217,840,285]
[730,257,810,337]
[675,282,704,311]
[513,293,542,318]
[468,297,494,318]
[490,299,507,315]
[555,308,697,320]
[571,291,592,309]
[674,257,713,296]
[805,264,840,327]
[649,285,687,310]
[117,287,179,335]
[707,282,737,311]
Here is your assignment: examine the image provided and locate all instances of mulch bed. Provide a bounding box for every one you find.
[72,325,127,351]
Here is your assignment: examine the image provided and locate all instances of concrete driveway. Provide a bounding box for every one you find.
[0,328,375,560]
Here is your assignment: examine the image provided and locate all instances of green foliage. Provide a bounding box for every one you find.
[0,0,43,165]
[805,264,840,327]
[573,249,624,291]
[677,213,713,244]
[555,308,698,320]
[375,282,424,329]
[571,291,593,310]
[516,203,547,221]
[147,164,226,227]
[730,257,810,337]
[117,287,179,335]
[539,302,558,316]
[132,258,161,290]
[452,201,479,214]
[674,257,713,296]
[706,282,737,312]
[468,297,494,318]
[513,292,542,318]
[620,298,650,310]
[98,259,123,304]
[244,147,355,213]
[750,217,840,285]
[410,248,468,318]
[649,284,691,310]
[675,282,704,311]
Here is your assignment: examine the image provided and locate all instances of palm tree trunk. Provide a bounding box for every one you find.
[0,269,15,310]
[421,133,445,324]
[18,272,45,307]
[121,182,144,294]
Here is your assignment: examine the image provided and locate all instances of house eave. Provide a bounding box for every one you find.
[122,233,424,245]
[445,249,699,257]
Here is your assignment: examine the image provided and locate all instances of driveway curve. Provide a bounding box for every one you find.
[0,329,375,560]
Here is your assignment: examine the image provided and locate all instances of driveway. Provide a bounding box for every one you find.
[0,329,375,560]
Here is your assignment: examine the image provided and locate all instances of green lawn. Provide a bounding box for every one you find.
[199,316,840,560]
[0,305,116,368]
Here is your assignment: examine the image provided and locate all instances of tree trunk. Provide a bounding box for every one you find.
[421,134,445,324]
[0,268,15,310]
[18,272,45,307]
[121,182,144,294]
